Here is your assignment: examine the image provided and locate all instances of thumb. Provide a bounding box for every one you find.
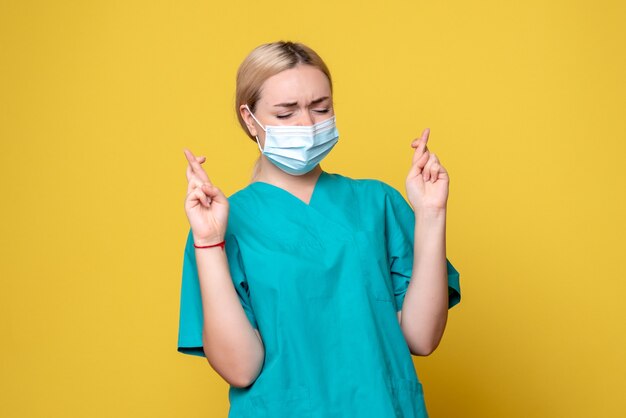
[203,183,228,204]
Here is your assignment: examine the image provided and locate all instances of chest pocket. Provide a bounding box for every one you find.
[353,230,395,306]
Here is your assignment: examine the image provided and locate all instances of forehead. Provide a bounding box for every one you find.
[258,65,331,105]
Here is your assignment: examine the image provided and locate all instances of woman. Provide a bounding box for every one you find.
[177,41,461,418]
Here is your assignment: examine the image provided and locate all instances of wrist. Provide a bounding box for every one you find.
[194,240,225,250]
[193,235,225,247]
[415,207,447,221]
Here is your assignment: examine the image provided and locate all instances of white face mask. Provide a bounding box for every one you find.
[245,104,339,176]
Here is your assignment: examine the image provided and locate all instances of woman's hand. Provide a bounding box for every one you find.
[406,128,449,213]
[183,148,229,246]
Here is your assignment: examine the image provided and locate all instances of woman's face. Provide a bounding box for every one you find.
[241,64,334,147]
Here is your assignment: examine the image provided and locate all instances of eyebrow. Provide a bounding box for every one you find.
[273,96,330,108]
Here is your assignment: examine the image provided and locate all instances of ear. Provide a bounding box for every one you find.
[239,104,258,137]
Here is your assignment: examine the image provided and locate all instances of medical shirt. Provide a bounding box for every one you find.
[177,171,461,418]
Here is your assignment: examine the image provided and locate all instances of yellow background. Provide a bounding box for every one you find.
[2,0,625,416]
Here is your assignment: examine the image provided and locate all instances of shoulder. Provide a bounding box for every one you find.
[226,184,253,203]
[226,184,260,213]
[222,185,260,236]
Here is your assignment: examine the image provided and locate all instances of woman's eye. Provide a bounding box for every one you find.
[276,109,328,119]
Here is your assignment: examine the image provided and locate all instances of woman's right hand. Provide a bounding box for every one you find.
[183,148,229,246]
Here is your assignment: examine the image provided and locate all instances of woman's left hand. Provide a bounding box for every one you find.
[406,128,449,213]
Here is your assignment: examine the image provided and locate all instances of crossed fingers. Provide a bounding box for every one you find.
[184,148,211,194]
[410,129,444,182]
[411,129,430,174]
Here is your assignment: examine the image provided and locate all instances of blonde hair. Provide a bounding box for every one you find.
[235,41,333,180]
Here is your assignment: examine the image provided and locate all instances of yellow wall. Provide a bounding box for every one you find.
[2,0,625,416]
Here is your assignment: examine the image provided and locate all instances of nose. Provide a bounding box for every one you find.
[297,110,314,126]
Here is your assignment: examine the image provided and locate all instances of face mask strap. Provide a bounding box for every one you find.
[244,104,267,132]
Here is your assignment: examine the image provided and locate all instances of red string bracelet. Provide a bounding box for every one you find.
[193,240,225,250]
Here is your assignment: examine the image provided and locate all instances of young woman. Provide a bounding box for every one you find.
[177,41,461,418]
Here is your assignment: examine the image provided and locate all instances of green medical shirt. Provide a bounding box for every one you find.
[178,171,461,418]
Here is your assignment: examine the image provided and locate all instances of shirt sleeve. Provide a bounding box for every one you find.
[176,228,258,358]
[382,183,462,312]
